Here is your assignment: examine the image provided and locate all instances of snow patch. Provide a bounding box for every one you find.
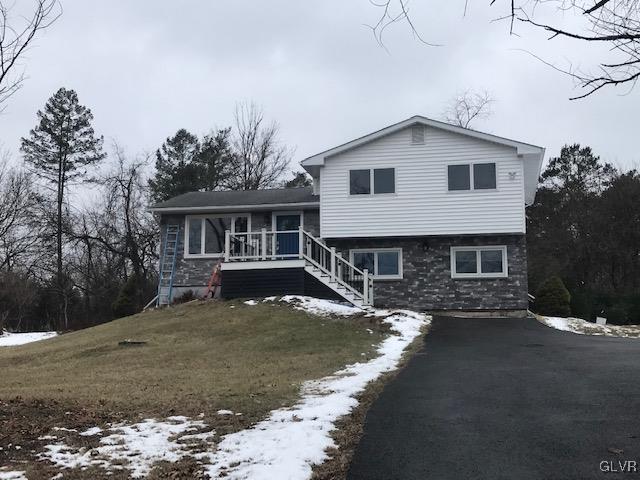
[0,331,57,347]
[279,295,364,317]
[243,300,258,306]
[39,416,214,478]
[217,409,234,415]
[204,307,430,479]
[78,427,102,436]
[0,471,27,480]
[539,315,640,338]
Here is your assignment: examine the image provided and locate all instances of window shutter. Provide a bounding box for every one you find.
[411,125,425,144]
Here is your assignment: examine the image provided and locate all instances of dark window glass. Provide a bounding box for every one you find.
[234,216,248,233]
[448,164,470,191]
[474,163,496,189]
[455,250,477,274]
[188,218,202,255]
[481,249,503,273]
[374,168,395,194]
[377,251,399,276]
[350,169,370,194]
[353,252,374,273]
[204,217,230,254]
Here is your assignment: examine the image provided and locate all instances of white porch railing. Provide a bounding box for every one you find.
[224,227,373,306]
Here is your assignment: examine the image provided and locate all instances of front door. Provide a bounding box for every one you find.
[275,213,301,256]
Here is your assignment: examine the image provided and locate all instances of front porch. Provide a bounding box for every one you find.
[221,227,374,307]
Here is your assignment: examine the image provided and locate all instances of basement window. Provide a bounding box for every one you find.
[350,248,403,279]
[450,246,508,278]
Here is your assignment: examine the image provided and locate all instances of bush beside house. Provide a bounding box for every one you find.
[535,276,571,317]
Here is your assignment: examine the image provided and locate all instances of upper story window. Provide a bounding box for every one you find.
[450,246,507,278]
[185,214,250,257]
[350,168,395,195]
[447,162,496,191]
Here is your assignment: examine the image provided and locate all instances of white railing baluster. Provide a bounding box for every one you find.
[298,226,304,259]
[330,247,336,282]
[363,269,369,305]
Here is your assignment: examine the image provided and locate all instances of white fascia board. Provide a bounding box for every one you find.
[150,201,319,213]
[221,260,305,270]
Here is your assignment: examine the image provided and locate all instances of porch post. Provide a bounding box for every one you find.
[363,269,370,305]
[224,230,230,262]
[298,226,304,259]
[261,228,267,260]
[330,247,336,282]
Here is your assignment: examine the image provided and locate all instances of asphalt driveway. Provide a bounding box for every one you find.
[348,316,640,480]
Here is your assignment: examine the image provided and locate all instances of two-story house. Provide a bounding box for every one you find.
[150,116,545,316]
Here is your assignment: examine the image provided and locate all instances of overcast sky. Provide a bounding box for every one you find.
[1,0,638,178]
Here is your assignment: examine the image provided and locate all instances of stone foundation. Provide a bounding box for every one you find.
[327,234,528,312]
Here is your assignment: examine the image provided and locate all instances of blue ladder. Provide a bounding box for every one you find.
[157,224,180,306]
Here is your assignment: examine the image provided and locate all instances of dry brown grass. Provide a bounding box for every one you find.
[0,299,385,422]
[0,299,387,479]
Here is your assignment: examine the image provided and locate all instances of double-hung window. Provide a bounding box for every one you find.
[447,162,496,191]
[185,214,250,257]
[349,168,395,195]
[350,248,402,279]
[450,246,507,278]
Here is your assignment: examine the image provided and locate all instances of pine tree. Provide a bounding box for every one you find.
[148,129,201,202]
[149,128,233,202]
[21,87,105,329]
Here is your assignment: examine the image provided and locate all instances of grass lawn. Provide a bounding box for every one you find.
[0,298,387,479]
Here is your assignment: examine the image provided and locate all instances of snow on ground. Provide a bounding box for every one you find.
[0,471,27,480]
[0,331,57,347]
[538,315,640,338]
[35,297,429,479]
[204,301,430,479]
[39,416,214,478]
[279,295,364,316]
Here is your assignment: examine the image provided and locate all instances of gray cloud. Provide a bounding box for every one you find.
[1,0,638,173]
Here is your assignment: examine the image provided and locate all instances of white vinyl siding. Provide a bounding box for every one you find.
[320,125,526,237]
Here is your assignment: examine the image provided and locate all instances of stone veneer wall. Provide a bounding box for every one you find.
[327,234,528,312]
[159,209,320,297]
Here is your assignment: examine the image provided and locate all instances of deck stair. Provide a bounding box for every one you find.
[225,227,373,308]
[157,224,180,306]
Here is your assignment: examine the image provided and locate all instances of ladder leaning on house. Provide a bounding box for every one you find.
[156,225,180,307]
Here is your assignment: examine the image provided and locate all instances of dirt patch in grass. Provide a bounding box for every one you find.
[0,299,386,479]
[311,325,429,480]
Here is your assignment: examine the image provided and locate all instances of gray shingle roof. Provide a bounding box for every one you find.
[151,187,319,210]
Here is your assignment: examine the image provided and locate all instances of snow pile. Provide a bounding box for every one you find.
[204,307,429,479]
[0,471,27,480]
[539,316,640,338]
[278,295,364,316]
[0,331,57,347]
[40,416,214,478]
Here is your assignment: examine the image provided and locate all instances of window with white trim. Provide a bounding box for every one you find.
[185,214,250,257]
[349,168,395,195]
[350,248,402,279]
[450,246,507,278]
[447,162,496,191]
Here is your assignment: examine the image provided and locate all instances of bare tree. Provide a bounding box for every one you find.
[368,0,640,99]
[227,102,293,190]
[0,158,41,271]
[442,90,494,128]
[0,0,61,109]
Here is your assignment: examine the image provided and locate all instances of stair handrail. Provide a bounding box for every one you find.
[300,228,372,305]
